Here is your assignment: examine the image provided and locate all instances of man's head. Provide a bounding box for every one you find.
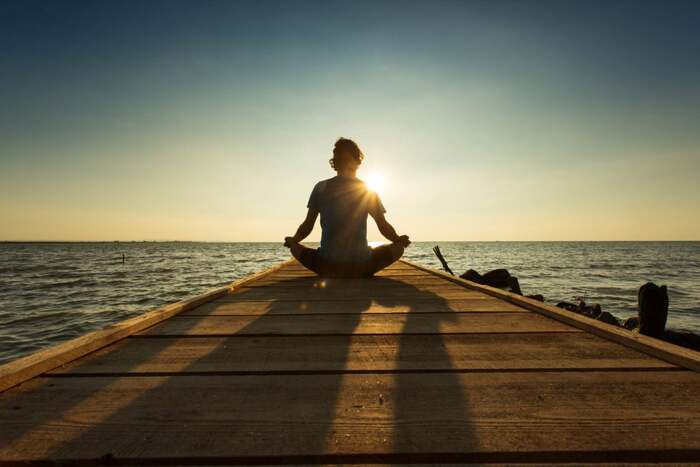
[329,137,364,173]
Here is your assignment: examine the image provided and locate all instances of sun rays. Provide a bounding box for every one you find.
[365,172,387,195]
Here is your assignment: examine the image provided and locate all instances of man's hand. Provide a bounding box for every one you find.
[284,236,297,248]
[397,235,411,248]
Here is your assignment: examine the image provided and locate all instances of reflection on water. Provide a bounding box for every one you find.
[1,241,699,363]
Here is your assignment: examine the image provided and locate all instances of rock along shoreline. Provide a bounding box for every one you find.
[432,245,700,352]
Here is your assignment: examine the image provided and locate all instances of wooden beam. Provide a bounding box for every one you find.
[401,260,700,372]
[48,333,676,375]
[136,312,580,336]
[182,297,528,315]
[2,371,699,462]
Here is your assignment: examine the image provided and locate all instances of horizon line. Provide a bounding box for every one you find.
[2,240,699,244]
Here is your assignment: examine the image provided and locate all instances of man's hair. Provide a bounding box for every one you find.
[329,137,364,170]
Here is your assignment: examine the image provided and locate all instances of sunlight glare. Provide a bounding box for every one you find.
[365,172,386,194]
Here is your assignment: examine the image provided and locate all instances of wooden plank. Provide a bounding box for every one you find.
[273,265,412,271]
[270,265,426,273]
[246,277,460,287]
[0,260,296,393]
[282,260,413,268]
[137,312,581,336]
[237,275,474,287]
[236,281,482,298]
[182,297,528,316]
[223,286,487,301]
[2,371,699,462]
[268,270,432,279]
[276,264,417,275]
[401,260,700,372]
[48,333,676,375]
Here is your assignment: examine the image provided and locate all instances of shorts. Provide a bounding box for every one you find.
[298,245,398,278]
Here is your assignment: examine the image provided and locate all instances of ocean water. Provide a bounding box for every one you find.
[1,241,699,364]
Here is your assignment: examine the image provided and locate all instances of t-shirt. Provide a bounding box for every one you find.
[307,175,386,262]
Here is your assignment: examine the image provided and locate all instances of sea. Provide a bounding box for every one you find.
[1,241,699,364]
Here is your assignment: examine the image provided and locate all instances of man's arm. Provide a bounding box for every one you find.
[285,208,319,246]
[371,210,410,247]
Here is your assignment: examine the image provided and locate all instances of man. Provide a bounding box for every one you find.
[284,138,410,278]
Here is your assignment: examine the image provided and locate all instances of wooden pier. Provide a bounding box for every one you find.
[1,259,700,464]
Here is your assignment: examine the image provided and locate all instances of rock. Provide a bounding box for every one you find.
[622,316,640,330]
[460,268,522,295]
[575,301,601,318]
[481,269,512,288]
[662,330,700,352]
[588,304,602,318]
[558,300,618,326]
[597,311,620,326]
[461,268,512,288]
[460,269,484,283]
[556,301,578,312]
[638,282,668,338]
[527,294,544,302]
[508,276,523,295]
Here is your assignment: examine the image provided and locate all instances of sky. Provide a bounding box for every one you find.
[1,0,699,241]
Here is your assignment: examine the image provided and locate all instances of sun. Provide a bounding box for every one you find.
[365,172,386,194]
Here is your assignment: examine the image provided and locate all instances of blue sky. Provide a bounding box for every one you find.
[1,0,699,240]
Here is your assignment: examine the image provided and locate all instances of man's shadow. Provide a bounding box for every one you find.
[2,270,476,462]
[370,276,477,457]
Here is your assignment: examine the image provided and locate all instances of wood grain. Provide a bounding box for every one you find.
[49,333,676,375]
[2,258,698,465]
[1,371,699,462]
[182,297,528,316]
[137,312,579,336]
[223,286,489,301]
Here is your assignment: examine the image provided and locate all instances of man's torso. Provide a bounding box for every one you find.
[307,175,384,262]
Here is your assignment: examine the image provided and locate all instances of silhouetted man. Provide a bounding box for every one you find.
[285,138,410,278]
